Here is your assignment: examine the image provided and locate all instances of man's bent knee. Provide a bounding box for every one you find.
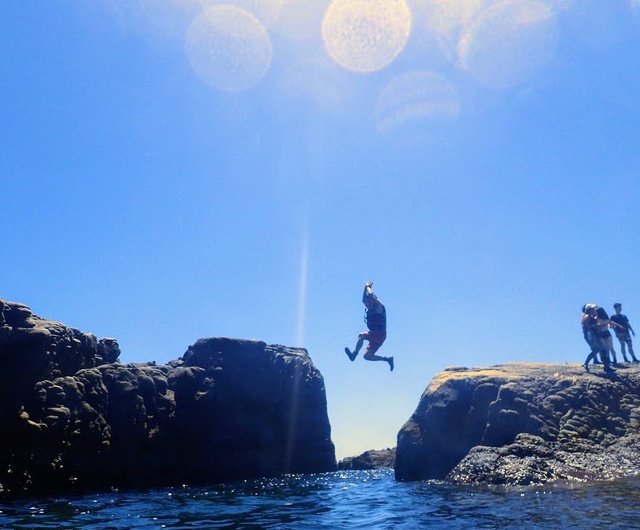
[364,345,382,359]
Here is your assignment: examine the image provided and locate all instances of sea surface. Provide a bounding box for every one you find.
[1,469,639,529]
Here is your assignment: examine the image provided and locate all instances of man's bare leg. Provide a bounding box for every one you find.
[345,335,365,362]
[619,339,629,362]
[364,352,394,371]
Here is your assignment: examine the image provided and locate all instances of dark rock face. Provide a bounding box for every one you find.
[338,448,396,470]
[395,363,640,485]
[0,300,336,497]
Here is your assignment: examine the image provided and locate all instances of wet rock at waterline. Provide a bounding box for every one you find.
[338,447,396,470]
[0,299,336,497]
[396,363,640,485]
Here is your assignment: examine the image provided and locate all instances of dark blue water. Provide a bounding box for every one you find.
[1,469,639,529]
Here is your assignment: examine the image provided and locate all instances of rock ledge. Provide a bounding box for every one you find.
[396,362,640,485]
[0,300,336,497]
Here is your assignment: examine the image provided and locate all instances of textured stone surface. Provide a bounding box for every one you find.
[0,300,336,497]
[338,448,396,470]
[395,362,640,485]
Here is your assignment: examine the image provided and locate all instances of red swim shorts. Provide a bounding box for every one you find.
[362,330,387,355]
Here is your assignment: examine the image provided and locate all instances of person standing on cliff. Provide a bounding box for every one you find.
[611,303,638,363]
[345,281,394,372]
[582,304,600,371]
[593,305,617,372]
[582,304,618,372]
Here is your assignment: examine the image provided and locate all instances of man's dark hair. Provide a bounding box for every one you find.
[614,303,622,309]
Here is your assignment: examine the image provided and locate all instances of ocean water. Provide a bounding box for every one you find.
[1,469,639,529]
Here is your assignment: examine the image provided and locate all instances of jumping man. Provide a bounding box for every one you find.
[345,281,394,371]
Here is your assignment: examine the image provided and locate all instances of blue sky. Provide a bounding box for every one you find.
[2,0,640,459]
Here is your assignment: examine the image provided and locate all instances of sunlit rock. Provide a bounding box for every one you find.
[338,447,396,470]
[0,299,336,497]
[396,363,640,485]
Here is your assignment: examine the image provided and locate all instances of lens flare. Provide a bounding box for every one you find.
[322,0,412,73]
[458,0,557,89]
[409,0,491,60]
[185,5,273,92]
[375,71,460,133]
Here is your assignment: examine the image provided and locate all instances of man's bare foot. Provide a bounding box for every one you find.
[345,347,357,362]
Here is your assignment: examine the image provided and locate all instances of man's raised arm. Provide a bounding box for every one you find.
[362,281,373,303]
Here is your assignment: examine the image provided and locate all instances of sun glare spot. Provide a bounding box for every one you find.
[458,0,557,89]
[375,71,460,133]
[185,5,273,92]
[322,0,412,73]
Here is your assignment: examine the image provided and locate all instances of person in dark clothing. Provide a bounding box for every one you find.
[611,303,638,363]
[593,305,616,372]
[345,281,394,371]
[581,304,600,371]
[582,304,616,373]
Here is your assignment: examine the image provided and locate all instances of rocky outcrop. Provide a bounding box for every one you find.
[0,300,336,497]
[338,448,396,470]
[395,363,640,485]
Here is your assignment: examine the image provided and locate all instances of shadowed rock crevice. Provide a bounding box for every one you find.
[396,363,640,485]
[0,300,336,497]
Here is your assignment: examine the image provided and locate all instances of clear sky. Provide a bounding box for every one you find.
[2,0,640,460]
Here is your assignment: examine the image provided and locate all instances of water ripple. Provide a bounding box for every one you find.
[1,470,639,528]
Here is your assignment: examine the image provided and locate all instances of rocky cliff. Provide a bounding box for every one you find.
[338,448,396,470]
[395,363,640,485]
[0,299,336,497]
